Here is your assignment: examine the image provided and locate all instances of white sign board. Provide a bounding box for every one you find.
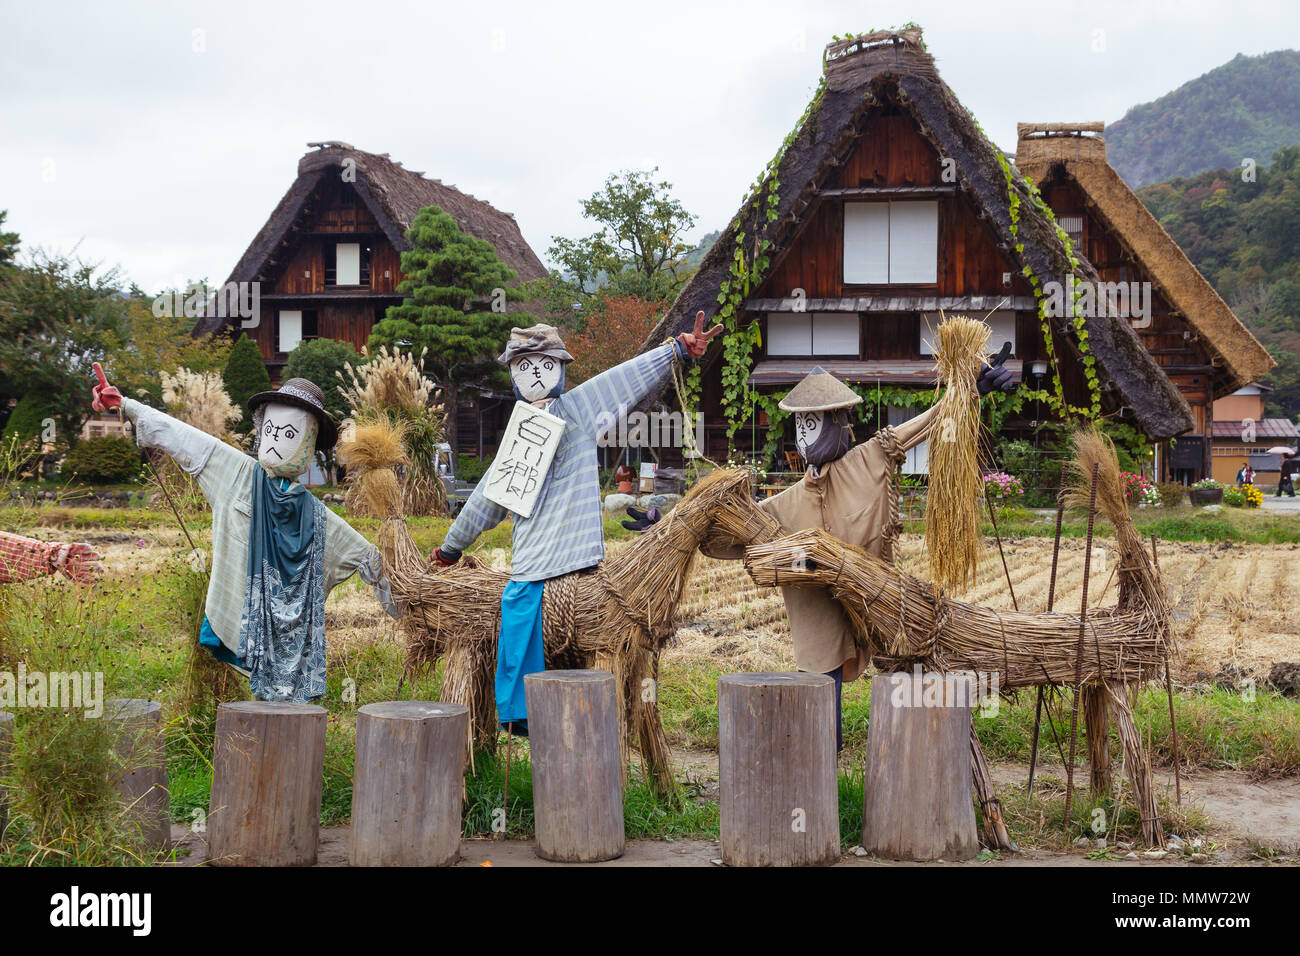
[482,401,566,519]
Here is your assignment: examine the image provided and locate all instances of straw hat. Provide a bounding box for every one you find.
[248,378,338,451]
[497,323,574,365]
[778,367,863,412]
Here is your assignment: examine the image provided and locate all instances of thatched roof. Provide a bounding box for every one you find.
[1017,124,1275,393]
[195,143,546,336]
[646,29,1195,440]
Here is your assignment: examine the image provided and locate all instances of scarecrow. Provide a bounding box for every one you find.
[703,354,1014,750]
[91,365,395,703]
[430,313,721,733]
[0,530,101,584]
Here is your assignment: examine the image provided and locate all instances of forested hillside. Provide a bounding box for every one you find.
[1108,50,1300,188]
[1137,146,1300,420]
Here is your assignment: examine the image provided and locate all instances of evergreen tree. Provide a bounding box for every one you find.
[369,205,530,452]
[223,334,271,434]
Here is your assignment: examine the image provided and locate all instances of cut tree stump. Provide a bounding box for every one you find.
[718,672,839,867]
[861,672,979,861]
[0,711,12,840]
[351,701,469,867]
[525,670,624,862]
[208,701,326,866]
[107,699,170,852]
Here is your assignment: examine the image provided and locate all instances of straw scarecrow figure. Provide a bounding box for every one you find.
[430,312,721,734]
[91,364,396,703]
[704,356,1013,750]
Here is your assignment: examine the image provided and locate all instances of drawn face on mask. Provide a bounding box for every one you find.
[510,354,563,402]
[794,411,825,460]
[257,403,317,478]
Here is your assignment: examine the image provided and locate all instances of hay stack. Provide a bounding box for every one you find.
[924,315,990,593]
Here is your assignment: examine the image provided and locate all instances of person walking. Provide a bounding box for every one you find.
[1278,450,1299,497]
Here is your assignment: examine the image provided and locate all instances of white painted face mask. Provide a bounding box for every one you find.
[257,403,318,479]
[510,354,563,403]
[794,410,826,460]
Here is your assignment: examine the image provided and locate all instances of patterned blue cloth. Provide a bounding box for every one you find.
[236,473,329,703]
[496,580,546,728]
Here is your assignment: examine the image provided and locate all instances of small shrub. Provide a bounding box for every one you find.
[63,436,142,484]
[1156,482,1186,508]
[456,453,492,483]
[1222,485,1246,507]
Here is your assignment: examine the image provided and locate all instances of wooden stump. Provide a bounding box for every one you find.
[0,711,12,841]
[208,701,326,866]
[718,673,839,867]
[525,670,624,862]
[107,699,170,851]
[861,672,979,861]
[350,701,469,867]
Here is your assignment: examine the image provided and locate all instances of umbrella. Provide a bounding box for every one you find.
[1265,446,1297,455]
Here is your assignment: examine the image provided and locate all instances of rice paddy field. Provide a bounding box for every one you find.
[2,499,1299,866]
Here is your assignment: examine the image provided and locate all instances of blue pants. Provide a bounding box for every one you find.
[496,580,546,729]
[799,665,844,752]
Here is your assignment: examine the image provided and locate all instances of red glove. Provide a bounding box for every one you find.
[676,310,724,360]
[57,543,102,584]
[429,547,460,569]
[91,362,122,411]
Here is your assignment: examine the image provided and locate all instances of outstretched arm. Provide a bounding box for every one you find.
[93,362,244,490]
[0,531,101,584]
[434,481,509,565]
[562,311,723,433]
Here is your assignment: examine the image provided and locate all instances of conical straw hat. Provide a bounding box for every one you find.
[778,366,863,412]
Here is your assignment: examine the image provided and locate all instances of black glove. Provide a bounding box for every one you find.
[622,506,660,532]
[977,342,1015,395]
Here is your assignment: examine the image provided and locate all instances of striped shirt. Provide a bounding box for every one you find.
[444,342,682,581]
[122,398,384,653]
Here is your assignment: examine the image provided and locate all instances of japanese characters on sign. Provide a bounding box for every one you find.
[482,401,566,518]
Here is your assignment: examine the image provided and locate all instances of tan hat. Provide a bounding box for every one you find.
[497,323,574,365]
[778,367,863,413]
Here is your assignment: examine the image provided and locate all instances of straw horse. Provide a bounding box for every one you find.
[364,466,772,796]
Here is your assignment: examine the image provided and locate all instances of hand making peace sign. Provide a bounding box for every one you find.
[676,310,725,359]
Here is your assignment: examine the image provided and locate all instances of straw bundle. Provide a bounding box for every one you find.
[1067,426,1169,632]
[744,528,1166,688]
[924,315,990,593]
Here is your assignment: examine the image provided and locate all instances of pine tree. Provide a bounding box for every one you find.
[223,334,271,434]
[369,205,531,452]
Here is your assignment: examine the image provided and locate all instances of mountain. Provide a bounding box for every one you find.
[1137,146,1300,420]
[1107,50,1300,188]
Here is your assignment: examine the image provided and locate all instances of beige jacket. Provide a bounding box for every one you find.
[708,406,937,681]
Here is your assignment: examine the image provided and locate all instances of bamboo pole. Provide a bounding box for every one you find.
[1027,469,1068,800]
[1152,535,1181,805]
[1063,462,1100,827]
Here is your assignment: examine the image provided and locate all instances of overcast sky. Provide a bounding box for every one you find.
[3,0,1298,294]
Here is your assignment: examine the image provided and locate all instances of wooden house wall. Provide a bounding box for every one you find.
[1041,178,1217,477]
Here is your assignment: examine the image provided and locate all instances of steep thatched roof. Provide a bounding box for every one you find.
[647,29,1194,440]
[1017,123,1276,393]
[195,143,546,336]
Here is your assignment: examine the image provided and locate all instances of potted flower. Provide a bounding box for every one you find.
[1189,478,1223,506]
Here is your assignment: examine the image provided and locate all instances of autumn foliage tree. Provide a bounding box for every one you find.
[564,295,665,384]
